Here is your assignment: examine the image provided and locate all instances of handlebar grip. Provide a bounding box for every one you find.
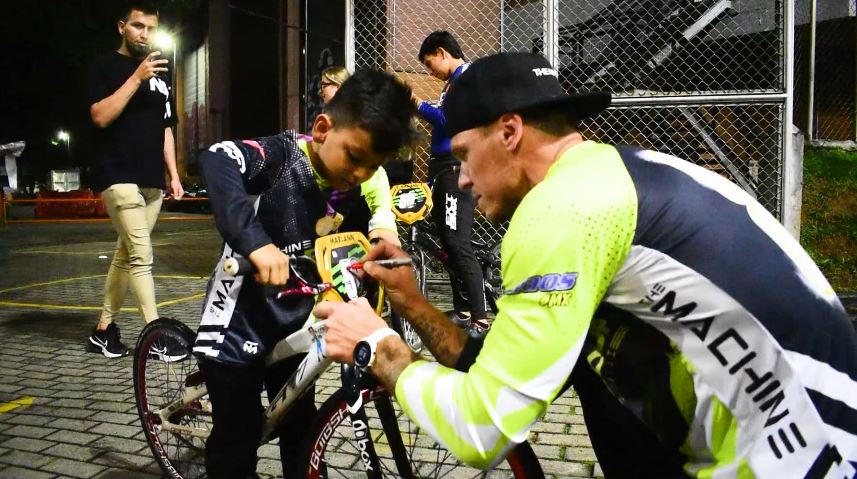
[224,257,254,276]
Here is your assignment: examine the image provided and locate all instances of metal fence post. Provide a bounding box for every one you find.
[543,0,558,68]
[807,0,817,142]
[345,0,355,73]
[784,0,800,238]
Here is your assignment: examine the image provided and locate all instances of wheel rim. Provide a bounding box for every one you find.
[397,316,423,353]
[310,390,536,478]
[136,326,209,478]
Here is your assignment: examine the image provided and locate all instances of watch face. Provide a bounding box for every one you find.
[353,341,372,368]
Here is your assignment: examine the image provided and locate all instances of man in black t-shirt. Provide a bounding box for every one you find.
[85,3,184,358]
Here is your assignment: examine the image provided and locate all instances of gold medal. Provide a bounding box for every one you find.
[331,212,344,231]
[316,215,335,236]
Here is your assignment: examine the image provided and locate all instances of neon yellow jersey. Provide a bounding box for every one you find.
[395,140,857,477]
[297,138,396,233]
[395,141,637,467]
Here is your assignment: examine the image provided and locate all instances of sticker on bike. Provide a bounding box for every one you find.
[390,182,433,224]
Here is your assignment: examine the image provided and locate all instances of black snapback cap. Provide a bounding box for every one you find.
[443,52,611,137]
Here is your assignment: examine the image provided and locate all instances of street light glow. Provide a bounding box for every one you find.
[153,31,175,50]
[57,130,70,142]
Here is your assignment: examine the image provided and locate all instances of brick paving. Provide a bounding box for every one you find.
[0,218,601,478]
[0,218,854,478]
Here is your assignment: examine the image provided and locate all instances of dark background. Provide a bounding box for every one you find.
[0,1,203,191]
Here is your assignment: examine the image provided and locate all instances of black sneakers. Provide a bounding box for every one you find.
[148,336,188,363]
[86,323,129,358]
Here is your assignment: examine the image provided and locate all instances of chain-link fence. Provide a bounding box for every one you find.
[350,0,790,245]
[583,104,784,213]
[793,0,856,142]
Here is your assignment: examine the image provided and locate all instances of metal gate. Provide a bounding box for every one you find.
[793,0,856,144]
[347,0,794,244]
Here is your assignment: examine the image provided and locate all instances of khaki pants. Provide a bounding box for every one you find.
[100,184,163,324]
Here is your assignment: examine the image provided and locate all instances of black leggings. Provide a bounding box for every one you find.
[430,164,487,319]
[200,355,317,479]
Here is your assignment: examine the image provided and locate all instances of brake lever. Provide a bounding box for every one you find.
[275,282,334,299]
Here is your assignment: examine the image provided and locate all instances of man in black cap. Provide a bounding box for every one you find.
[317,52,857,478]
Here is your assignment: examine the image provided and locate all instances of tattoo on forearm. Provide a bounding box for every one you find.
[407,308,467,367]
[372,340,419,392]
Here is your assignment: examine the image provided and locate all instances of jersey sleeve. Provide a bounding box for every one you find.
[394,142,638,468]
[417,101,446,129]
[199,136,291,257]
[360,166,396,232]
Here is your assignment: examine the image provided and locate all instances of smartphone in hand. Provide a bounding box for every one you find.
[150,51,167,77]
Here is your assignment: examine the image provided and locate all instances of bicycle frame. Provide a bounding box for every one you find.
[147,320,328,440]
[150,316,414,479]
[147,235,409,477]
[138,230,542,479]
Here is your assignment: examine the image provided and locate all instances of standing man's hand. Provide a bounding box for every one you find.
[168,177,184,200]
[248,244,290,286]
[133,51,169,83]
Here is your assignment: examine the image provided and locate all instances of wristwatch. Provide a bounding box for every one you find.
[353,328,400,370]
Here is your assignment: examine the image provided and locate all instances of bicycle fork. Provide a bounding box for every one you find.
[341,364,417,479]
[154,370,210,438]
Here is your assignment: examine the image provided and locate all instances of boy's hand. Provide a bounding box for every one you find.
[248,244,290,286]
[368,229,401,248]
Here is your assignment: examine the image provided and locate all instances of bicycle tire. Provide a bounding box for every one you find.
[388,243,427,353]
[133,318,210,479]
[299,387,545,478]
[406,242,428,297]
[390,309,423,353]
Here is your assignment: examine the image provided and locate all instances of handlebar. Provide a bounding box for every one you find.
[222,254,333,298]
[224,256,253,276]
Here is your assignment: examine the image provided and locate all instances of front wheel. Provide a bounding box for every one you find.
[391,243,427,353]
[133,318,210,479]
[405,243,428,297]
[390,309,423,353]
[299,387,544,478]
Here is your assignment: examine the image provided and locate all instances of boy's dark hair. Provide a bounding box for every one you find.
[324,69,416,156]
[418,31,464,62]
[119,2,159,21]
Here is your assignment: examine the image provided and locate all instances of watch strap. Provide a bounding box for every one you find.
[355,327,400,370]
[362,327,400,349]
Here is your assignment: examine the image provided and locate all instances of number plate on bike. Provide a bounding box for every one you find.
[314,232,385,314]
[390,182,432,224]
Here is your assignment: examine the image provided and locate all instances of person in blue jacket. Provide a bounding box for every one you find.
[413,31,489,333]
